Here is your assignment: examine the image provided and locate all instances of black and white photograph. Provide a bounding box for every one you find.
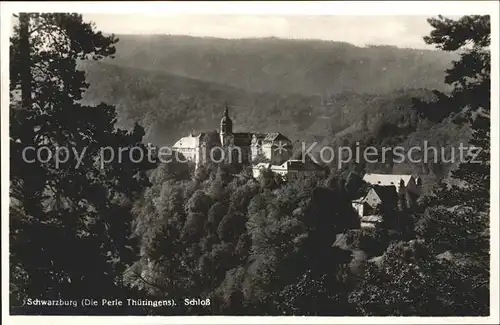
[1,1,499,323]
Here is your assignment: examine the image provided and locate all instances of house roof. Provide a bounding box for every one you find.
[363,173,414,186]
[354,184,398,206]
[371,185,398,206]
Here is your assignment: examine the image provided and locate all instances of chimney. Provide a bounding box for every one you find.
[398,178,406,194]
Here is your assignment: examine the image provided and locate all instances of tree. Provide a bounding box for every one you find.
[349,240,488,316]
[349,15,491,317]
[9,13,153,314]
[423,15,490,213]
[374,15,490,316]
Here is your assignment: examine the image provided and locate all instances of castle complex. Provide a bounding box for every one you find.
[172,105,325,178]
[173,105,422,221]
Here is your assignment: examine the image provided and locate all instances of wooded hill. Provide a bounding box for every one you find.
[80,35,468,181]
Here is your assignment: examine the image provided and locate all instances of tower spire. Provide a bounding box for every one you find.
[220,101,233,137]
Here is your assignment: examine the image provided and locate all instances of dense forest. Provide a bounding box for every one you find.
[9,13,490,316]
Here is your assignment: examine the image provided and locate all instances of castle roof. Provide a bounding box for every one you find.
[264,132,281,141]
[252,133,267,139]
[253,162,272,169]
[173,133,205,148]
[253,132,291,143]
[227,132,252,146]
[266,132,290,142]
[252,156,323,172]
[221,105,232,122]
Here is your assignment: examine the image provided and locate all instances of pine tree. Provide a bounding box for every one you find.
[424,15,490,213]
[349,15,491,317]
[9,13,154,314]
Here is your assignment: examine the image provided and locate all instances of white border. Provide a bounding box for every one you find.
[1,1,499,324]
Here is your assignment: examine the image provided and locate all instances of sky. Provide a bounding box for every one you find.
[81,14,440,49]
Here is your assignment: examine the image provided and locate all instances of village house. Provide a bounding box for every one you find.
[352,184,398,229]
[351,173,423,229]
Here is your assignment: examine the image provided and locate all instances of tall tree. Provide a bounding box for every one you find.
[423,15,490,213]
[9,13,154,314]
[422,14,490,308]
[349,15,491,317]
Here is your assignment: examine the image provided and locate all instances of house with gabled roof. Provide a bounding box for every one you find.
[361,173,423,209]
[352,184,399,229]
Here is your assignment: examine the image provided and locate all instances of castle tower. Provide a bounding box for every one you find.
[220,103,233,144]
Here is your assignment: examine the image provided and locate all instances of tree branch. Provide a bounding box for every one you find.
[132,270,168,295]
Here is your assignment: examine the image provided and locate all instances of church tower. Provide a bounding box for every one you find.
[220,103,233,144]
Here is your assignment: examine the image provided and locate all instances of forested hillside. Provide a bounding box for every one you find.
[80,35,459,152]
[81,57,470,185]
[81,60,458,145]
[101,35,455,95]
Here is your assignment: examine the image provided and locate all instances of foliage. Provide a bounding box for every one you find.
[422,15,490,212]
[81,58,450,148]
[9,13,154,314]
[348,14,491,316]
[124,163,359,315]
[349,240,489,316]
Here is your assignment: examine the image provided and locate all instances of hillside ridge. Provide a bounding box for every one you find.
[101,34,455,95]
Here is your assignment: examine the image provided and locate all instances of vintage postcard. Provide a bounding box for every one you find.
[1,1,499,324]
